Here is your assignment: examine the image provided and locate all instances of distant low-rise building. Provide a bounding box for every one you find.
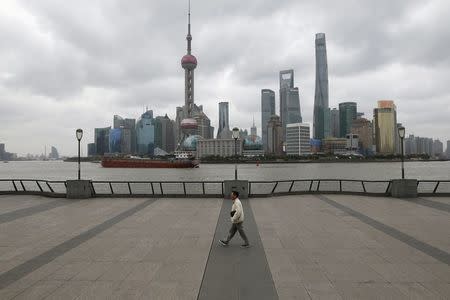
[196,139,243,158]
[322,137,347,154]
[266,115,283,156]
[286,123,311,156]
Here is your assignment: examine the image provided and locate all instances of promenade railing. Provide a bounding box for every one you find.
[1,179,449,198]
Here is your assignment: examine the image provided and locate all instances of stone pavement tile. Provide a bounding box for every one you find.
[42,280,93,300]
[369,263,441,283]
[392,283,442,299]
[303,281,342,300]
[276,285,311,300]
[418,263,450,282]
[141,245,173,262]
[107,280,147,300]
[72,262,115,281]
[332,281,407,299]
[12,280,65,300]
[196,280,239,300]
[295,264,330,283]
[124,262,162,282]
[96,262,136,281]
[420,282,450,298]
[319,263,386,283]
[140,281,198,300]
[151,262,204,284]
[45,262,91,281]
[73,280,121,299]
[0,279,37,300]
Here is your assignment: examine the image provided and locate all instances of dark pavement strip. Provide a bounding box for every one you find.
[400,197,450,213]
[0,198,157,289]
[315,195,450,265]
[0,199,74,224]
[197,199,278,300]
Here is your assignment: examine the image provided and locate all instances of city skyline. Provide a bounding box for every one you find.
[1,1,450,156]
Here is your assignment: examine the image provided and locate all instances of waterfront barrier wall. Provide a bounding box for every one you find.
[1,178,449,198]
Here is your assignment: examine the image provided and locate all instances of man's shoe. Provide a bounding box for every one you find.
[219,240,229,246]
[240,244,250,248]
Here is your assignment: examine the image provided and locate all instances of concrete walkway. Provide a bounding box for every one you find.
[0,194,449,299]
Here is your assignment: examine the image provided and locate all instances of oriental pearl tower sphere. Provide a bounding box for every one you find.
[180,0,198,138]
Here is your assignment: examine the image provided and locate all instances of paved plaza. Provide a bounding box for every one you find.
[0,194,449,299]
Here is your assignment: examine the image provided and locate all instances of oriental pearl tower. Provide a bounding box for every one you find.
[179,0,198,148]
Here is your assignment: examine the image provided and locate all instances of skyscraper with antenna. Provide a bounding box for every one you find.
[176,0,213,151]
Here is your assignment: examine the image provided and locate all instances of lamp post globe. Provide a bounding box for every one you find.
[398,126,406,179]
[76,129,83,180]
[76,129,83,141]
[232,127,240,139]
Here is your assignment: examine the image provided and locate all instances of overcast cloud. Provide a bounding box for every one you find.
[1,0,449,156]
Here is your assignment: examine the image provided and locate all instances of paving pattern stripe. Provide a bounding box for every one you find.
[315,195,450,265]
[0,198,157,289]
[0,200,73,224]
[197,199,278,300]
[406,197,450,213]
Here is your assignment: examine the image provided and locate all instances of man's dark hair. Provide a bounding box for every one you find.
[232,191,239,197]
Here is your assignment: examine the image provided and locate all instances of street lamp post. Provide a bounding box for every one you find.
[398,126,405,179]
[232,127,240,180]
[76,129,83,180]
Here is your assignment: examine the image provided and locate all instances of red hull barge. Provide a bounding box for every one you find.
[101,157,199,168]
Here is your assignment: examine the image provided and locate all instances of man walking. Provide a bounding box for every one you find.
[220,191,250,248]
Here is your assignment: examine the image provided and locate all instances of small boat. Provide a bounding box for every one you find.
[101,157,199,168]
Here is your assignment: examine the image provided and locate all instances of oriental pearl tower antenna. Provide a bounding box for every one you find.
[180,0,198,150]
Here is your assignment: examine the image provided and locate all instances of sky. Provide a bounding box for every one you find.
[1,0,449,156]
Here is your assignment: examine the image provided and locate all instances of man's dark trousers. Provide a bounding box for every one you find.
[226,222,249,244]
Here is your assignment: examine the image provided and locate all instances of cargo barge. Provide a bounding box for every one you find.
[101,157,199,168]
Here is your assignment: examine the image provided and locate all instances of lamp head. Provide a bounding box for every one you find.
[76,129,83,141]
[232,127,240,139]
[398,126,405,139]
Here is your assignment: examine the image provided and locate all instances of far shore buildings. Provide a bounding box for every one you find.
[196,139,243,158]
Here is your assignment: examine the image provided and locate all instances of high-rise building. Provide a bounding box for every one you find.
[217,102,231,139]
[313,33,329,140]
[279,70,302,140]
[446,141,450,158]
[250,117,257,142]
[121,118,136,154]
[136,110,155,155]
[351,118,373,155]
[49,146,59,159]
[87,143,96,157]
[0,143,5,160]
[261,89,276,152]
[155,114,176,153]
[433,139,444,157]
[339,102,357,137]
[94,127,111,155]
[109,128,122,153]
[373,100,397,154]
[405,135,417,155]
[113,115,124,129]
[267,115,283,156]
[330,108,340,138]
[286,123,311,156]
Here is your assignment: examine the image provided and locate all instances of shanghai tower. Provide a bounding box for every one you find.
[313,33,329,139]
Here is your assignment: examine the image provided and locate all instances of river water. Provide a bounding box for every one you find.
[1,160,449,181]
